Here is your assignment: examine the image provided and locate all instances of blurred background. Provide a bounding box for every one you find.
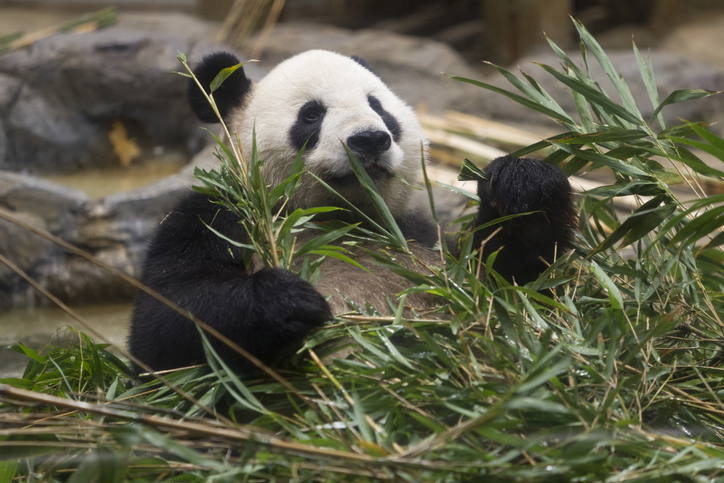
[1,0,723,375]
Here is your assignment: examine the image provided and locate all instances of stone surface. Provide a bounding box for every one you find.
[0,30,224,174]
[0,143,215,309]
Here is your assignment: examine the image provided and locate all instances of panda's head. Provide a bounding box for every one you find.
[188,50,427,218]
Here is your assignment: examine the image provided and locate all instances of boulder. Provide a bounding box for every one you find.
[0,146,215,309]
[0,29,264,175]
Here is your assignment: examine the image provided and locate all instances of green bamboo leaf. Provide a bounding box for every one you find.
[572,89,596,133]
[0,460,17,483]
[592,195,672,253]
[667,205,724,248]
[508,139,552,158]
[433,180,479,202]
[684,120,724,154]
[550,129,647,145]
[344,145,408,251]
[668,137,724,165]
[574,18,642,120]
[275,206,340,242]
[449,75,576,125]
[486,63,574,121]
[658,121,713,139]
[458,158,487,182]
[649,89,721,124]
[671,147,724,178]
[585,180,664,198]
[536,63,642,125]
[209,60,251,93]
[590,261,624,309]
[546,36,589,82]
[294,223,358,257]
[633,41,665,129]
[555,144,649,177]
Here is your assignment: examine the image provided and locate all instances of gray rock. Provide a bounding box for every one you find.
[0,171,88,233]
[0,29,231,174]
[0,145,215,309]
[7,85,103,172]
[0,73,21,111]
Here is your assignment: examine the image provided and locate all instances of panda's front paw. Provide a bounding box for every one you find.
[480,156,572,217]
[250,267,332,342]
[473,156,577,284]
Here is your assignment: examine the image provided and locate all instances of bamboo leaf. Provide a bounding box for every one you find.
[574,18,642,120]
[449,74,576,125]
[344,145,408,251]
[649,89,721,124]
[209,61,251,93]
[535,63,642,126]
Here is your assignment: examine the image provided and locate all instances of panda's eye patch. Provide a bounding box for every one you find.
[290,100,326,151]
[368,95,401,142]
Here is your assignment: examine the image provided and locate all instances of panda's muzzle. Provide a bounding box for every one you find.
[347,130,391,156]
[324,130,394,187]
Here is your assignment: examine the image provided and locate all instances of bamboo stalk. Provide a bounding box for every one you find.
[0,8,117,55]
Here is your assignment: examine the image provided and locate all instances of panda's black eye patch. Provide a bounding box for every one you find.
[291,100,326,151]
[368,95,402,142]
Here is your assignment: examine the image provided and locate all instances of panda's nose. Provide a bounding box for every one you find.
[347,130,391,156]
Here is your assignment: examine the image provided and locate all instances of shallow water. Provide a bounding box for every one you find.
[0,304,132,378]
[44,152,188,199]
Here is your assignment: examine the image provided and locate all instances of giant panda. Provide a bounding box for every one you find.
[128,50,576,375]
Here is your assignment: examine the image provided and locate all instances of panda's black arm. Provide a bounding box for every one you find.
[128,191,332,374]
[470,156,577,286]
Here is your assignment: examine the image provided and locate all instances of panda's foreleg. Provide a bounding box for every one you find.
[128,192,333,374]
[471,156,576,286]
[129,265,332,374]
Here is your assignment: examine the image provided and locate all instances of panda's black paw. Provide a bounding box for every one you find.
[479,156,572,218]
[473,156,577,285]
[250,268,333,344]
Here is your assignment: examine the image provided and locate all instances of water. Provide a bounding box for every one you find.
[44,151,188,200]
[0,304,132,378]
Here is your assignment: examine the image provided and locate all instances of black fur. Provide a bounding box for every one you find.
[473,156,576,285]
[351,55,375,73]
[290,100,327,151]
[187,52,252,124]
[128,192,331,374]
[368,95,402,142]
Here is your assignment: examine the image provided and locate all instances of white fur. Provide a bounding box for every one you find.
[228,50,428,218]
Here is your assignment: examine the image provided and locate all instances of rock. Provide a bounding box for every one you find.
[0,29,241,174]
[0,145,215,309]
[0,171,88,233]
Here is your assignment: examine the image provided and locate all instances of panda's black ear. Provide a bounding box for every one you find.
[351,56,377,75]
[188,52,252,124]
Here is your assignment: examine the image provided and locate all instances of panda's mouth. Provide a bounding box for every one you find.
[326,165,393,187]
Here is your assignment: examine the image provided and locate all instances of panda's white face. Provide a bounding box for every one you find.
[228,50,427,217]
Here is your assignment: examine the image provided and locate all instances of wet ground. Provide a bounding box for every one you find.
[0,304,132,377]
